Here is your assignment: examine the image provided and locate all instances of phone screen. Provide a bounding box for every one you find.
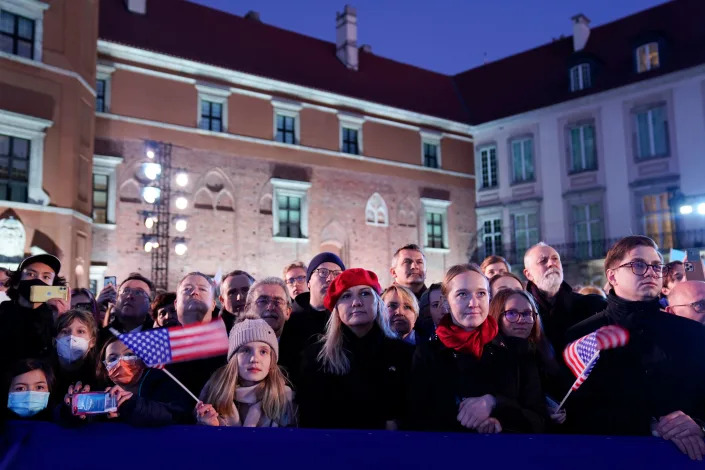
[104,276,117,287]
[685,249,705,281]
[73,393,118,415]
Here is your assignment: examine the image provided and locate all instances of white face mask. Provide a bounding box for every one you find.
[56,335,91,363]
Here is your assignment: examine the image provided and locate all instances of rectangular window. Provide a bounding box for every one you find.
[0,134,29,202]
[92,174,109,224]
[636,42,660,73]
[277,194,302,238]
[480,146,498,189]
[0,10,34,59]
[96,79,106,113]
[513,212,539,256]
[423,142,439,169]
[426,212,445,249]
[511,137,534,183]
[199,100,223,132]
[569,124,597,172]
[635,105,668,160]
[573,203,604,259]
[276,114,296,144]
[342,127,359,154]
[482,218,503,258]
[570,63,591,92]
[643,193,674,249]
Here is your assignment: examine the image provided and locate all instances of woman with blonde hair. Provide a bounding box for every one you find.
[297,268,413,429]
[196,316,295,427]
[381,285,419,344]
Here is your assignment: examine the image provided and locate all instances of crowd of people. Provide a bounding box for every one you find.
[1,236,705,460]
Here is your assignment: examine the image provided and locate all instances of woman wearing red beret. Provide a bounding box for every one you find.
[409,263,546,434]
[296,268,413,430]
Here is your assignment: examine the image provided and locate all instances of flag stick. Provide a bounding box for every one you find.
[160,367,200,403]
[556,351,600,412]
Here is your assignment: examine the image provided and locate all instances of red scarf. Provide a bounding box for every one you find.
[436,314,498,358]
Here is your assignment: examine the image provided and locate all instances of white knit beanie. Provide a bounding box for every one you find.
[228,318,279,361]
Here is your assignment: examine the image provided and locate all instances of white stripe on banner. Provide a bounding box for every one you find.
[170,322,224,338]
[170,331,225,348]
[172,344,228,359]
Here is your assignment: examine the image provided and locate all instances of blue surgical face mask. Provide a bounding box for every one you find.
[7,391,50,417]
[56,335,90,363]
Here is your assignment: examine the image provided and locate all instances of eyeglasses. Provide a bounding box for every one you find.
[502,309,535,323]
[615,261,668,278]
[103,355,140,370]
[669,299,705,313]
[119,287,150,298]
[285,275,307,286]
[255,296,287,309]
[314,268,342,280]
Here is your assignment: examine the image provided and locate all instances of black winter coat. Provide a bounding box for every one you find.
[278,292,331,388]
[409,333,546,433]
[565,293,705,435]
[297,323,413,430]
[527,281,606,356]
[0,301,55,379]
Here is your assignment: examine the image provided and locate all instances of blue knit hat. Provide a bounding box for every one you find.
[306,252,345,282]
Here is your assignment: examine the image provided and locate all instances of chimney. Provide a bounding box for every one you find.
[571,14,590,52]
[360,44,372,53]
[124,0,146,14]
[336,5,358,70]
[245,10,261,22]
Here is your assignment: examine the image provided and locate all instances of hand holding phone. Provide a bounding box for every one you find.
[685,249,705,281]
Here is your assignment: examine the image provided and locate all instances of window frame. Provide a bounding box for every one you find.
[478,145,498,190]
[273,99,302,145]
[636,42,660,73]
[480,216,503,259]
[572,202,604,259]
[512,210,540,257]
[365,192,388,227]
[196,84,230,133]
[0,133,30,203]
[567,122,598,173]
[569,63,591,92]
[0,109,51,205]
[0,0,47,62]
[95,64,115,113]
[421,197,451,252]
[420,131,442,169]
[633,103,669,161]
[91,173,109,224]
[92,154,123,226]
[509,135,535,184]
[271,178,311,242]
[338,113,364,155]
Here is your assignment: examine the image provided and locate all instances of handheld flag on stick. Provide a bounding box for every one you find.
[557,325,629,410]
[109,320,229,402]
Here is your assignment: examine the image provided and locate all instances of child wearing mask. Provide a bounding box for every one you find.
[52,310,99,397]
[62,337,194,426]
[4,359,55,420]
[196,317,295,427]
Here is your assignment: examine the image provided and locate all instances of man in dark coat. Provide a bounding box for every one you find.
[566,236,705,460]
[215,270,254,334]
[523,242,606,355]
[278,252,345,388]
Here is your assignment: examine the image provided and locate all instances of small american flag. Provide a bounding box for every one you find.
[116,320,228,367]
[563,325,629,390]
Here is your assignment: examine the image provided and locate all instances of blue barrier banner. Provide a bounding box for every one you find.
[0,420,699,470]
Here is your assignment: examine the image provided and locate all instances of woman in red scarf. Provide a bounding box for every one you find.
[409,263,546,434]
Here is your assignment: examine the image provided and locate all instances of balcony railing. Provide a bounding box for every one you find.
[471,229,705,266]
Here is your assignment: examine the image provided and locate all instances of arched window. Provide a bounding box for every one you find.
[365,193,388,227]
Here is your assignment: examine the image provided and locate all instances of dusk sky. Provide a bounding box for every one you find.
[189,0,666,75]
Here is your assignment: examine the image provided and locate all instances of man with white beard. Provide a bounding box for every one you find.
[523,242,606,355]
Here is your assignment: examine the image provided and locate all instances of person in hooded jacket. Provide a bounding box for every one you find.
[410,263,545,434]
[297,268,413,430]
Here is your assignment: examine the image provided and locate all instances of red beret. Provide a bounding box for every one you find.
[323,268,382,311]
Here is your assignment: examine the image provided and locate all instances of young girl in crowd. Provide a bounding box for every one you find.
[52,309,99,397]
[410,264,546,434]
[70,288,99,325]
[63,336,194,426]
[297,269,413,430]
[4,359,55,421]
[196,316,294,427]
[381,285,419,344]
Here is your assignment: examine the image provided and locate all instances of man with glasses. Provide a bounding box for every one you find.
[523,242,606,355]
[279,252,345,388]
[100,273,154,345]
[667,281,705,325]
[283,262,308,312]
[244,277,292,337]
[567,236,705,460]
